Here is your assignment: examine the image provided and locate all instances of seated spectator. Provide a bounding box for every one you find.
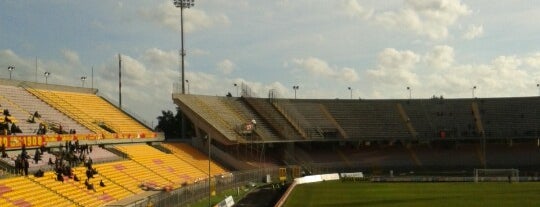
[85,179,96,192]
[27,115,35,123]
[73,174,80,182]
[56,172,64,182]
[10,123,21,134]
[99,180,105,187]
[86,168,94,179]
[34,169,44,178]
[48,157,54,166]
[34,111,41,118]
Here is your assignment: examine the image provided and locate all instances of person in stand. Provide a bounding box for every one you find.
[33,149,41,164]
[85,179,96,192]
[23,158,29,176]
[56,172,64,182]
[33,111,41,118]
[34,169,44,178]
[0,143,7,158]
[86,168,94,180]
[99,180,106,187]
[251,118,257,130]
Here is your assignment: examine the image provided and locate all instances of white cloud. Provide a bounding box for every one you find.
[525,53,540,68]
[463,24,484,40]
[291,57,359,82]
[367,48,420,85]
[344,0,373,19]
[61,49,81,65]
[216,59,236,74]
[424,45,454,69]
[139,2,230,33]
[347,0,471,40]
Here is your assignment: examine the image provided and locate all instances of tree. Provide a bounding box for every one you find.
[155,108,193,139]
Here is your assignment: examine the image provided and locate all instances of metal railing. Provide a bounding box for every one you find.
[97,92,153,129]
[123,167,280,207]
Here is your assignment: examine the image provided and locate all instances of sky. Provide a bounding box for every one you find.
[1,0,540,127]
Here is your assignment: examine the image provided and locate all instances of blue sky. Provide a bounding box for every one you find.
[1,0,540,126]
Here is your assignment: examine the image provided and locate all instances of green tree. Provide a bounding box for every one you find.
[155,108,193,139]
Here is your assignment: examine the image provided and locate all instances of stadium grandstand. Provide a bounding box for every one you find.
[1,77,540,206]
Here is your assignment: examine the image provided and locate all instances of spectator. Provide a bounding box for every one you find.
[33,150,41,164]
[34,169,44,177]
[56,172,64,182]
[85,179,96,192]
[23,158,29,176]
[99,180,106,187]
[251,119,257,130]
[33,111,41,118]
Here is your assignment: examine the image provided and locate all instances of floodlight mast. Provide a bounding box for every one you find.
[173,0,195,95]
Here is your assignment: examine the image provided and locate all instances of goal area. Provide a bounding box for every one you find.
[474,168,519,182]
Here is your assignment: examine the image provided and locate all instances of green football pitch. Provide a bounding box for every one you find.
[283,181,540,207]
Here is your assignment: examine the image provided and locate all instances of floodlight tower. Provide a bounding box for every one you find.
[44,72,50,84]
[172,0,195,147]
[81,76,87,87]
[406,86,411,100]
[293,85,299,99]
[8,66,15,80]
[173,0,194,95]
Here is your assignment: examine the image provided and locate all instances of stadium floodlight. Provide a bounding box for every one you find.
[172,0,195,95]
[293,85,299,99]
[472,86,477,98]
[406,86,411,100]
[81,76,87,87]
[233,83,239,97]
[7,66,14,80]
[44,72,51,84]
[348,87,352,99]
[185,79,190,94]
[537,83,539,96]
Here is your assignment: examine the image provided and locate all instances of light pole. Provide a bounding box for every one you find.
[173,0,195,95]
[472,86,477,98]
[233,83,239,97]
[406,86,411,100]
[81,76,87,87]
[207,134,211,207]
[172,0,195,158]
[293,85,299,99]
[537,83,539,96]
[185,79,190,94]
[8,66,14,80]
[44,72,50,84]
[348,87,352,99]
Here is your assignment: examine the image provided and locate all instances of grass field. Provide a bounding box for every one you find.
[283,181,540,207]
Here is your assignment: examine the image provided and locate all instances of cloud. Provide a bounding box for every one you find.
[463,24,484,40]
[367,48,420,85]
[344,0,373,19]
[61,49,81,65]
[346,0,471,40]
[525,53,540,68]
[216,59,236,74]
[291,57,359,82]
[139,2,230,33]
[424,45,454,69]
[365,45,540,99]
